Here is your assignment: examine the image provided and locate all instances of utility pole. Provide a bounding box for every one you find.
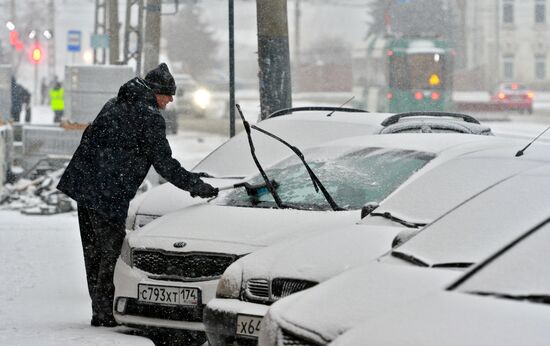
[123,0,144,75]
[143,0,161,75]
[108,0,120,64]
[47,0,55,80]
[93,0,107,64]
[228,0,236,137]
[293,0,301,89]
[10,0,16,69]
[256,0,292,120]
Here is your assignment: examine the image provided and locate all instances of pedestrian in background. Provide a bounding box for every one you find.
[10,77,32,123]
[49,81,64,123]
[57,63,218,327]
[40,77,49,105]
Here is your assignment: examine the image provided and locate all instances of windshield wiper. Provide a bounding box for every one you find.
[238,104,344,211]
[236,104,286,208]
[391,251,429,267]
[467,291,550,304]
[370,211,426,228]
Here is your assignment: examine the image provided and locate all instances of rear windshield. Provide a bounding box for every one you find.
[216,146,434,211]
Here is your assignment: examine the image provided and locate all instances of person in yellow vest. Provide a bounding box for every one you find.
[50,81,65,123]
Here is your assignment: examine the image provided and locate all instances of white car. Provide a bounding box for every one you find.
[332,200,550,346]
[127,109,491,230]
[258,162,550,345]
[113,132,500,340]
[203,141,550,344]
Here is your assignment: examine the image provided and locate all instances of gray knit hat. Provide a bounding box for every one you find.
[144,63,176,95]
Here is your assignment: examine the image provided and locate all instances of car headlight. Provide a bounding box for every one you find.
[120,237,132,266]
[134,214,158,230]
[192,88,211,110]
[216,261,243,299]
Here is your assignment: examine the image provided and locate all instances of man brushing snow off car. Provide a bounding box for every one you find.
[57,63,218,327]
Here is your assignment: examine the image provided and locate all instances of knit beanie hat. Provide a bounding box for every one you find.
[144,63,176,95]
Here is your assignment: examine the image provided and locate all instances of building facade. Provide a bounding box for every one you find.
[462,0,550,90]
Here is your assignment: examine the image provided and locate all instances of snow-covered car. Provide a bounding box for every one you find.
[258,162,550,345]
[127,107,386,230]
[127,108,492,230]
[332,196,550,346]
[203,140,549,345]
[492,82,534,114]
[113,132,501,341]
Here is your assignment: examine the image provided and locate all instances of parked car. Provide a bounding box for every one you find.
[127,107,386,230]
[492,82,534,114]
[113,132,502,343]
[126,109,491,230]
[258,162,550,345]
[332,200,550,346]
[203,140,550,345]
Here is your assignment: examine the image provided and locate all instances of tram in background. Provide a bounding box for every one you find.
[361,36,454,113]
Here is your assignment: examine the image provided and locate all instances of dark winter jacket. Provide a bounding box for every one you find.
[57,77,203,221]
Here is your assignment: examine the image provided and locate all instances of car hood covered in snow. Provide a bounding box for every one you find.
[260,263,460,345]
[331,289,550,346]
[127,203,359,254]
[234,224,402,284]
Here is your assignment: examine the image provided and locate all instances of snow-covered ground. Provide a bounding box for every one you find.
[1,106,227,345]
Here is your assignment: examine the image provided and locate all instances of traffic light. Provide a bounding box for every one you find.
[31,45,42,64]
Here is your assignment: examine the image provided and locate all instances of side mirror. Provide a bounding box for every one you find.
[361,202,379,219]
[391,229,421,248]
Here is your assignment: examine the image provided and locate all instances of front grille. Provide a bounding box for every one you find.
[244,278,317,304]
[280,329,316,346]
[123,298,203,322]
[271,279,317,300]
[245,279,270,301]
[132,250,236,280]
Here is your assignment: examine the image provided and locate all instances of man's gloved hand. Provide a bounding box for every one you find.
[190,182,219,198]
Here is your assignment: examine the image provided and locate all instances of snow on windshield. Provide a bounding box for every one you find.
[217,145,433,210]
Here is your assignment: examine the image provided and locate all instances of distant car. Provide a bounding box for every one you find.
[492,82,534,114]
[114,133,503,343]
[204,140,548,345]
[167,73,212,117]
[258,161,550,346]
[332,197,550,346]
[126,109,491,231]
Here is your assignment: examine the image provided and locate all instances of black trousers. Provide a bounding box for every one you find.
[77,205,126,319]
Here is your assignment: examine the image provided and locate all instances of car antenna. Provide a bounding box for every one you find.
[235,104,285,208]
[250,123,345,211]
[515,124,550,157]
[326,96,355,117]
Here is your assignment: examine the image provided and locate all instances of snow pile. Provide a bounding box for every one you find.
[0,162,75,215]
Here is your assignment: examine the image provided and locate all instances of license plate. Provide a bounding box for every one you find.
[236,314,263,338]
[137,284,200,306]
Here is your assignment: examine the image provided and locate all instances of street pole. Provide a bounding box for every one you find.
[108,0,120,64]
[256,0,292,120]
[228,0,235,137]
[143,0,161,75]
[47,0,55,80]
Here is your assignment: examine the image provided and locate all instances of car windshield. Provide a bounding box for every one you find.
[216,146,434,211]
[451,221,550,305]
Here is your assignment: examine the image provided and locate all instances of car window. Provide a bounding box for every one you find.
[217,146,434,210]
[452,221,550,303]
[192,118,383,177]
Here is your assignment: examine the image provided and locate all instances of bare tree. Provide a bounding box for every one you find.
[163,3,220,79]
